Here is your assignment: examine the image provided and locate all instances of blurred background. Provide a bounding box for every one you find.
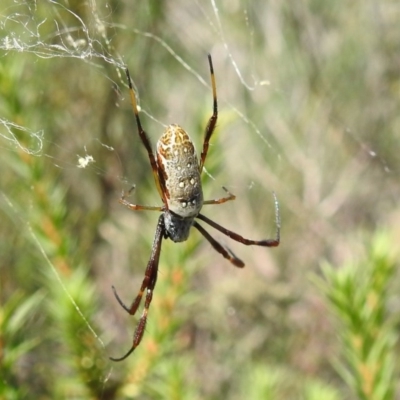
[1,1,400,399]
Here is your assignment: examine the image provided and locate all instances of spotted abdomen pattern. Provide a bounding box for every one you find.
[157,124,203,218]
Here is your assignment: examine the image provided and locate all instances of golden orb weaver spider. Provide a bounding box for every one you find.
[110,54,280,361]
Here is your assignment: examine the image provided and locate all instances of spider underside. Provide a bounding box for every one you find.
[110,54,280,361]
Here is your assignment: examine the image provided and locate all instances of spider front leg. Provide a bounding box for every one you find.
[110,215,165,362]
[198,191,280,248]
[195,192,280,267]
[193,221,245,267]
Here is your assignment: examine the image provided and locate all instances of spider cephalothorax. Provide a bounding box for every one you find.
[110,55,280,361]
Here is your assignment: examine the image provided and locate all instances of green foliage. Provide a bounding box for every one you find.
[0,291,44,399]
[318,232,397,400]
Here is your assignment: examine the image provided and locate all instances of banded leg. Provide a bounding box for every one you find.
[199,54,218,173]
[110,215,165,362]
[125,68,166,201]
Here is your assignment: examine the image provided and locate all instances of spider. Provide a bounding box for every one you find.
[110,54,280,361]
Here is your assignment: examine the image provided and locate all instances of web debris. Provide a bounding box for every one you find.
[77,145,95,169]
[0,0,124,68]
[0,118,44,155]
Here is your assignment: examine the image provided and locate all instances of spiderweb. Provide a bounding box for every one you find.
[1,0,399,397]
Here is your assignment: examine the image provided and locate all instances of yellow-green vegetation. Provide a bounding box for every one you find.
[1,1,399,399]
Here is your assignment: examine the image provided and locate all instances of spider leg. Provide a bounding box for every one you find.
[197,192,281,247]
[110,215,165,362]
[193,221,244,267]
[199,54,218,173]
[119,188,163,211]
[203,186,236,205]
[125,68,166,202]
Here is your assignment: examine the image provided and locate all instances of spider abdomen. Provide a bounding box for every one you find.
[157,124,203,218]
